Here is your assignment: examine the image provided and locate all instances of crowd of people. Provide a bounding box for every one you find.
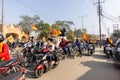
[0,33,120,79]
[0,33,115,63]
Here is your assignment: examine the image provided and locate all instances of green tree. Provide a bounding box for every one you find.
[17,15,40,34]
[66,30,76,40]
[111,30,120,38]
[51,23,60,30]
[36,21,50,38]
[74,28,87,38]
[55,20,74,30]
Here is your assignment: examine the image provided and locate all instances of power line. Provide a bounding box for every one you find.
[102,13,120,22]
[15,0,40,15]
[102,11,119,19]
[81,0,97,15]
[101,17,109,32]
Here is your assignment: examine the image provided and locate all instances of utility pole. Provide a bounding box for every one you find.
[98,0,102,48]
[94,0,105,48]
[1,0,4,35]
[79,15,87,30]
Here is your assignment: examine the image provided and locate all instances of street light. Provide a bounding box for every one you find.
[78,15,87,30]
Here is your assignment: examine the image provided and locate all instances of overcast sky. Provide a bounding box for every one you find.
[0,0,120,36]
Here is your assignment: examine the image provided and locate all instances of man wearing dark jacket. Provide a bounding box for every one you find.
[59,38,69,55]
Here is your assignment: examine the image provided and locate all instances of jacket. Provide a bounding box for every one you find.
[0,43,11,61]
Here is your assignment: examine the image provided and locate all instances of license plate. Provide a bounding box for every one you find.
[106,47,111,50]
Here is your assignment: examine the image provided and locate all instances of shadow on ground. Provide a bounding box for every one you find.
[92,53,108,60]
[77,60,120,80]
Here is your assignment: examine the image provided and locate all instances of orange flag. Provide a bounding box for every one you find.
[83,33,88,40]
[51,29,62,37]
[109,38,113,44]
[32,23,38,30]
[7,35,14,44]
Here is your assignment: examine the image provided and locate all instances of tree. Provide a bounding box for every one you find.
[55,20,74,37]
[36,21,50,38]
[55,20,74,30]
[66,30,76,40]
[74,29,82,37]
[74,28,87,38]
[17,15,40,34]
[82,28,87,33]
[51,23,60,30]
[111,30,120,38]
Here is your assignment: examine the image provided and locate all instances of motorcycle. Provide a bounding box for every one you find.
[87,44,95,56]
[2,67,27,80]
[34,48,60,78]
[67,43,76,59]
[22,47,36,67]
[104,44,112,58]
[72,45,82,58]
[0,56,26,80]
[56,48,66,60]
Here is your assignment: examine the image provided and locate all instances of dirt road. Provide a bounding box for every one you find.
[27,48,120,80]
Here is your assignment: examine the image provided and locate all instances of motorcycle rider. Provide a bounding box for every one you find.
[104,38,112,53]
[59,38,70,56]
[24,36,35,51]
[104,38,113,56]
[0,34,11,66]
[74,38,82,57]
[36,38,43,49]
[46,38,55,65]
[87,40,95,54]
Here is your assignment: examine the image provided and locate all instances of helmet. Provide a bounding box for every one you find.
[0,34,4,42]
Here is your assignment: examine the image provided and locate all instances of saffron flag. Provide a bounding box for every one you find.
[51,29,62,37]
[83,33,88,40]
[7,35,14,44]
[32,23,38,30]
[109,38,113,44]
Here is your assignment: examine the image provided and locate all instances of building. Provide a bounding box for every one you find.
[0,24,29,42]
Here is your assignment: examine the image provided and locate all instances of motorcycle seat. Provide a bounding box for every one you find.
[37,54,45,59]
[0,61,9,67]
[5,57,19,66]
[3,72,23,80]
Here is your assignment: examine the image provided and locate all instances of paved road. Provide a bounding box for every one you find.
[27,48,120,80]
